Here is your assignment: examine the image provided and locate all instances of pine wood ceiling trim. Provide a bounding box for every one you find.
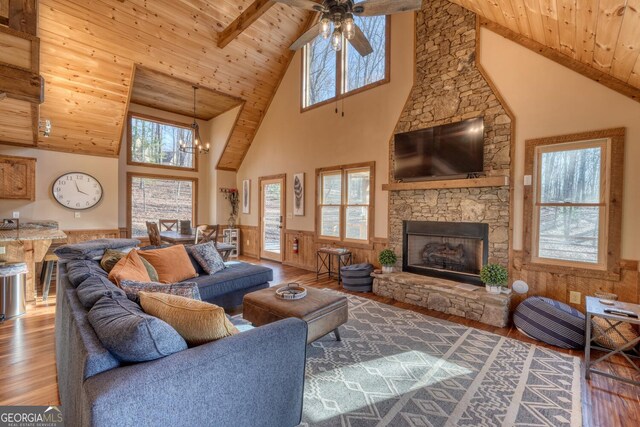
[217,0,275,49]
[480,18,640,102]
[451,0,640,103]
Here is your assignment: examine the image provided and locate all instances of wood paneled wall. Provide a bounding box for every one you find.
[511,250,639,311]
[238,225,259,258]
[239,226,388,273]
[63,228,123,244]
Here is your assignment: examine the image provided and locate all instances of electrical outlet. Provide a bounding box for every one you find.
[569,291,581,304]
[75,212,81,219]
[246,239,250,246]
[287,213,293,220]
[12,211,19,219]
[0,246,6,255]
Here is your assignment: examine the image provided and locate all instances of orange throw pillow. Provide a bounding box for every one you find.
[108,250,151,287]
[138,245,198,284]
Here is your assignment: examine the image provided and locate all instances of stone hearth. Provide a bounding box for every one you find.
[372,272,510,327]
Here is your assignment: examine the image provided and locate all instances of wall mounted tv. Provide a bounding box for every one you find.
[393,117,484,181]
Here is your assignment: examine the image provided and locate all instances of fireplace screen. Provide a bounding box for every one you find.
[403,221,489,285]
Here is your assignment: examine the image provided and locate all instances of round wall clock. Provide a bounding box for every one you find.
[52,172,103,210]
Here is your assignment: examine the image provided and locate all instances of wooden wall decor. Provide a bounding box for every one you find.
[29,0,310,163]
[451,0,640,103]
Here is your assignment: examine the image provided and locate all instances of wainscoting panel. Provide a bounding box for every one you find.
[238,225,259,258]
[282,230,388,272]
[511,250,639,311]
[63,229,122,244]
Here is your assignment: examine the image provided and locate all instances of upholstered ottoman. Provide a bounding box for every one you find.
[513,296,586,349]
[340,263,374,292]
[243,284,348,344]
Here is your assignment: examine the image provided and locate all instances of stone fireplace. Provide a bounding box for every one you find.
[403,220,488,285]
[373,0,512,328]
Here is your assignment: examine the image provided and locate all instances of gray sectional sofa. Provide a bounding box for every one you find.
[54,241,308,427]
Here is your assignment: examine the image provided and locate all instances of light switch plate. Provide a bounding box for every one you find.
[569,291,581,304]
[12,211,19,219]
[287,213,293,220]
[524,175,532,186]
[75,212,81,219]
[0,246,6,255]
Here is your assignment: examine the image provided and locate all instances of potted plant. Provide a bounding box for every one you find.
[378,249,397,274]
[480,263,508,294]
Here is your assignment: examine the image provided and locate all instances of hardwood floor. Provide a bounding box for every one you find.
[1,257,638,426]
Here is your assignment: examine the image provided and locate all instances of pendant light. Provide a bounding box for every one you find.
[179,86,210,155]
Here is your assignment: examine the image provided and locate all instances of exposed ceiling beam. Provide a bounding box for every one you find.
[217,0,275,49]
[480,18,640,103]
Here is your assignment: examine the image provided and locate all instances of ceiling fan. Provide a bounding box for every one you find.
[278,0,422,56]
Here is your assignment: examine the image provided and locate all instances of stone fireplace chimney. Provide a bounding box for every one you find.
[388,0,512,272]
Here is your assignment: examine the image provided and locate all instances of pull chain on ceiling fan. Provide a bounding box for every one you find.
[279,0,421,56]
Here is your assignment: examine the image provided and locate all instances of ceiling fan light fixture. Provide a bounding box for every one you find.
[319,15,332,39]
[343,13,355,40]
[330,27,342,51]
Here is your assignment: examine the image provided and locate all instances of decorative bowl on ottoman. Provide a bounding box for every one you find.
[340,263,374,292]
[513,296,586,349]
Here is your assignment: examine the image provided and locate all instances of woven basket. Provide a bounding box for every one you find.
[594,291,618,301]
[592,317,639,350]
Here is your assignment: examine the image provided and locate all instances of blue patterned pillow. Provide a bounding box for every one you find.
[120,280,201,304]
[187,242,226,275]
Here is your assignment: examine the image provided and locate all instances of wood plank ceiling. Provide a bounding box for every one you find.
[453,0,640,96]
[131,67,243,121]
[32,0,309,167]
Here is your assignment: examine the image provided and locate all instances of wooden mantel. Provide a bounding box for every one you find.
[382,175,509,191]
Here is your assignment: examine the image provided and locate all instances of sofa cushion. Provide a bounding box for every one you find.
[65,260,108,288]
[139,292,238,346]
[138,245,198,284]
[108,250,151,287]
[187,242,226,274]
[101,249,159,282]
[76,275,126,309]
[55,238,140,260]
[120,280,201,304]
[88,296,187,362]
[189,261,273,302]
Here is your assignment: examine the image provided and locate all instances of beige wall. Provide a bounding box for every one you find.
[237,12,415,238]
[117,104,238,230]
[0,145,119,230]
[479,28,640,261]
[206,106,240,226]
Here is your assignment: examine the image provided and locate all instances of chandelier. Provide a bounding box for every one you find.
[179,86,209,155]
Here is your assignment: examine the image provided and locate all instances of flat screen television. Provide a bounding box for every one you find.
[393,117,484,181]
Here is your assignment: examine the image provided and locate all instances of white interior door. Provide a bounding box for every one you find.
[260,177,285,261]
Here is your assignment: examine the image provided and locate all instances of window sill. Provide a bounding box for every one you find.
[301,77,390,113]
[521,261,621,282]
[126,160,197,173]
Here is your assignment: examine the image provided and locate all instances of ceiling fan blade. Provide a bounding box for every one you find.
[353,0,422,16]
[348,25,374,57]
[273,0,327,12]
[289,23,321,51]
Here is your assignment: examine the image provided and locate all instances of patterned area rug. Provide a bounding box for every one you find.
[300,293,582,427]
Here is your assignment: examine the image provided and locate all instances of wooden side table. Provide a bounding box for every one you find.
[316,248,352,284]
[584,296,640,386]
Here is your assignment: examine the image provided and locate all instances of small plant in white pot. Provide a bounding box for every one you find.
[480,263,508,294]
[378,249,397,274]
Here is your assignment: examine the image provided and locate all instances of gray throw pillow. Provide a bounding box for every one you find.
[55,238,141,260]
[88,296,187,362]
[187,242,226,275]
[65,260,109,287]
[120,280,201,304]
[77,275,126,309]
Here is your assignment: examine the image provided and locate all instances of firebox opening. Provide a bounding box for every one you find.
[402,221,489,286]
